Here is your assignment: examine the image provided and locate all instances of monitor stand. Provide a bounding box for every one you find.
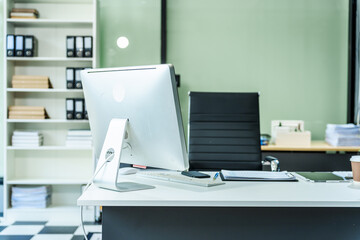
[93,119,155,192]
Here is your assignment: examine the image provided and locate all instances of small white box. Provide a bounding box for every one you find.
[276,131,311,147]
[271,120,304,144]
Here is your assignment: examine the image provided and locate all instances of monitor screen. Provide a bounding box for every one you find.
[81,64,189,171]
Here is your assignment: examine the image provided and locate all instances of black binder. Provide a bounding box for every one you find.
[66,98,74,120]
[75,36,84,57]
[84,101,88,120]
[75,98,84,119]
[66,36,75,57]
[75,68,83,89]
[175,74,180,87]
[24,35,35,57]
[66,68,75,89]
[15,35,24,56]
[6,34,15,57]
[84,36,93,57]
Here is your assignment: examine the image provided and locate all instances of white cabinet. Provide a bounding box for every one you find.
[2,0,97,221]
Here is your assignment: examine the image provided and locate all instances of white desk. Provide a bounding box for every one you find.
[78,172,360,240]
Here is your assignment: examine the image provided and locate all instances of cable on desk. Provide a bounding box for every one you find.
[80,154,112,240]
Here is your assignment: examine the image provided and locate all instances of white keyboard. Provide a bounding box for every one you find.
[137,171,224,187]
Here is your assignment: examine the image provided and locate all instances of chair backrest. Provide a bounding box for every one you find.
[188,92,262,171]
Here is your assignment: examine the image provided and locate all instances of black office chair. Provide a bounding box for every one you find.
[188,92,275,171]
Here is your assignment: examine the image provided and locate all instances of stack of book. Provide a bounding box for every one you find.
[326,124,360,146]
[10,8,39,19]
[66,129,92,147]
[8,106,49,119]
[12,75,51,89]
[12,130,43,147]
[11,185,51,209]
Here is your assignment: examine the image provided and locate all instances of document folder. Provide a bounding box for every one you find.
[75,98,84,119]
[15,35,24,56]
[76,36,84,57]
[66,98,74,120]
[66,68,74,89]
[24,35,35,57]
[296,172,347,182]
[220,170,297,182]
[84,36,93,57]
[84,101,88,120]
[66,36,75,57]
[75,68,83,89]
[7,34,15,57]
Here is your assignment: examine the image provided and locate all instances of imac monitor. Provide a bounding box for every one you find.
[81,64,189,191]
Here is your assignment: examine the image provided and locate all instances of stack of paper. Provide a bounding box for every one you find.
[12,75,51,89]
[8,106,49,119]
[66,129,92,147]
[220,170,297,181]
[11,185,51,209]
[325,124,360,146]
[10,8,39,19]
[12,130,43,147]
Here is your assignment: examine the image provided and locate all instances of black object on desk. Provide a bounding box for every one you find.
[181,171,210,178]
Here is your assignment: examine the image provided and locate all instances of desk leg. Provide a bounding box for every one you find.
[103,207,360,240]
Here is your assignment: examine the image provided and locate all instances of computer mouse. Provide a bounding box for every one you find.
[118,167,138,175]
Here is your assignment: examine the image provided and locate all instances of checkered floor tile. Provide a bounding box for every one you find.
[0,221,101,240]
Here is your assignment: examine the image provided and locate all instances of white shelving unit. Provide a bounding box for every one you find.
[2,0,97,221]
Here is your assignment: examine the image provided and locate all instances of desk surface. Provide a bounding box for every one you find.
[261,140,360,152]
[78,172,360,208]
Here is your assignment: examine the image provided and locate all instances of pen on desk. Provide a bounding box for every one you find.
[213,172,219,181]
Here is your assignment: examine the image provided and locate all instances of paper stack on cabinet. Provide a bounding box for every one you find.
[66,129,92,147]
[326,124,360,146]
[12,75,51,89]
[10,8,39,19]
[12,130,43,147]
[8,106,49,119]
[11,185,51,209]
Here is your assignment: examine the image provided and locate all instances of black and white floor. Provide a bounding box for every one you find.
[0,220,101,240]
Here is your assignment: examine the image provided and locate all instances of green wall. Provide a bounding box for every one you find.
[98,0,161,67]
[166,0,349,140]
[98,0,348,140]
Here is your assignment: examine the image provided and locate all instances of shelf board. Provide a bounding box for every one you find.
[13,0,92,3]
[6,205,79,213]
[261,141,360,152]
[7,18,93,27]
[7,179,88,185]
[7,88,84,93]
[7,119,89,123]
[7,146,92,151]
[7,57,93,62]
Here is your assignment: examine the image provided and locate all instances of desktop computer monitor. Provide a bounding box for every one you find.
[81,64,189,191]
